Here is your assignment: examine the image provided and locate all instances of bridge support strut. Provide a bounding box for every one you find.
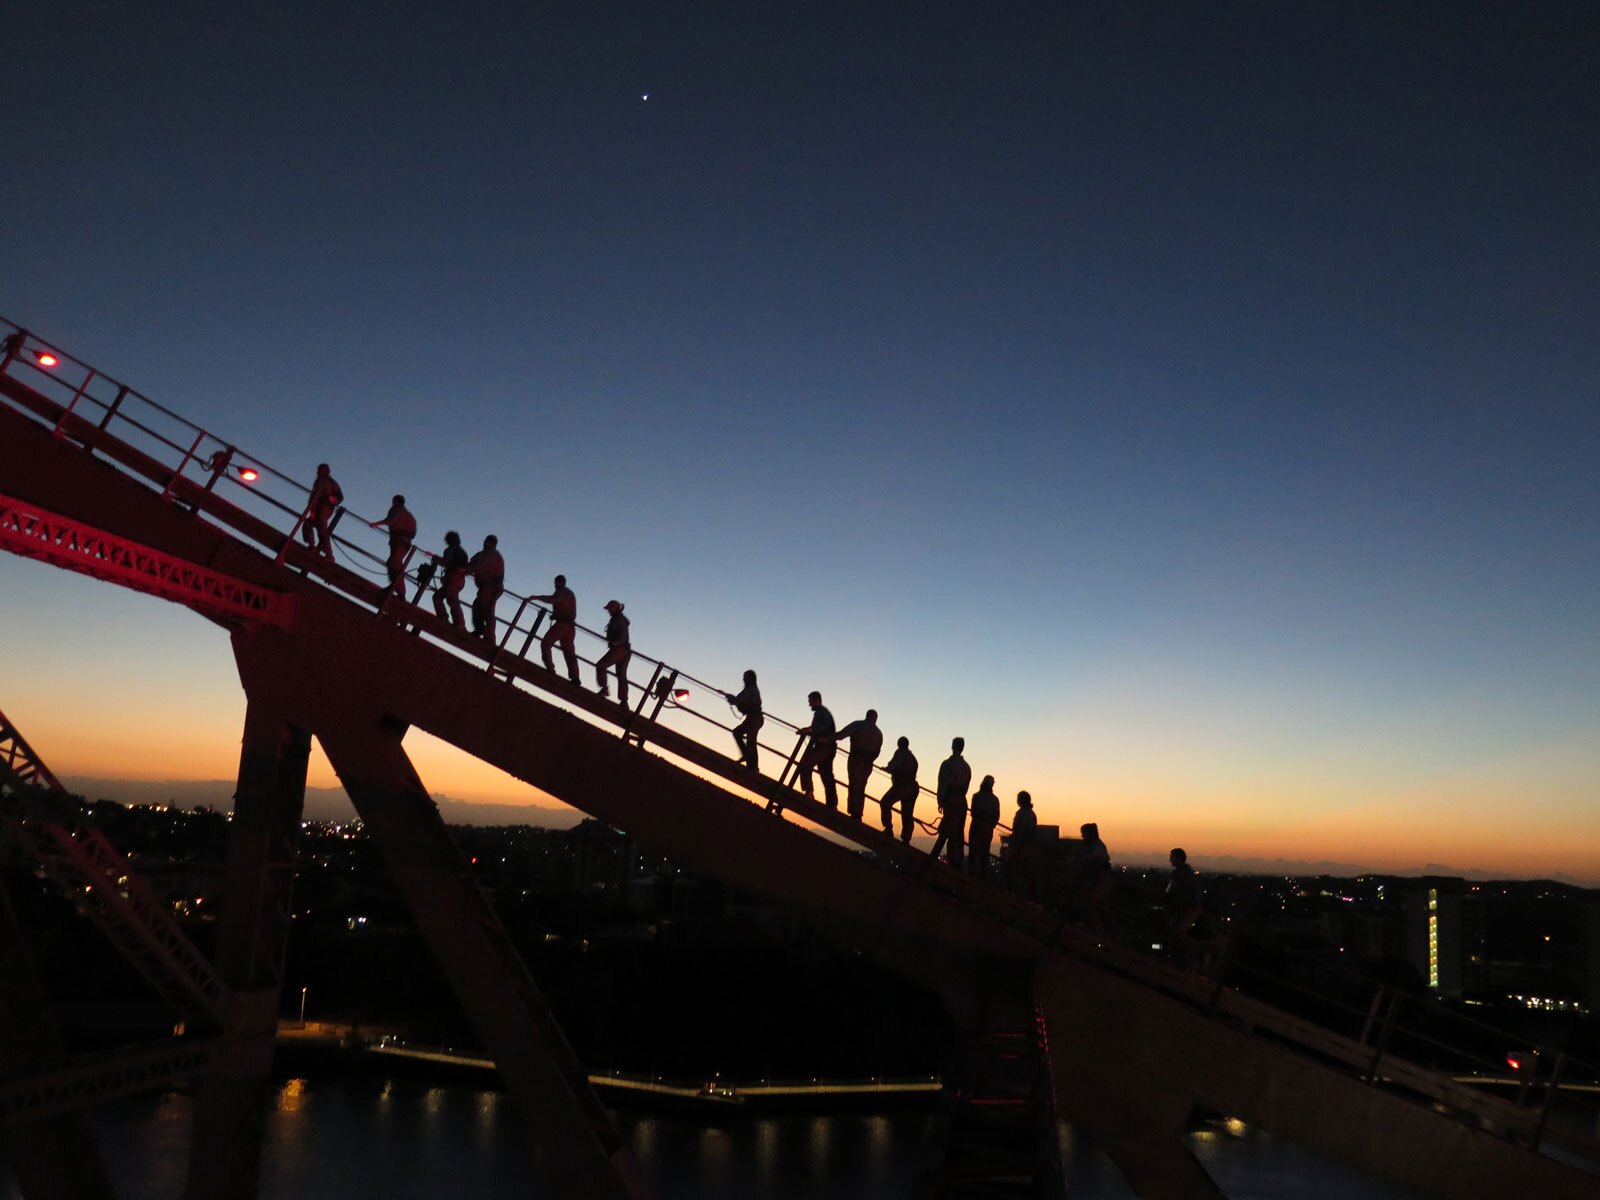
[315,714,645,1200]
[184,703,310,1200]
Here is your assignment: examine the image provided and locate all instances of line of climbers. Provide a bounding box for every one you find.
[298,472,1207,958]
[726,681,1055,893]
[301,477,635,700]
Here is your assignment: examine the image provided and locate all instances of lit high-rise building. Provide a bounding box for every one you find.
[1404,878,1485,998]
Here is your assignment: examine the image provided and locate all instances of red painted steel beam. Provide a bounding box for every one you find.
[230,599,1029,983]
[0,492,292,628]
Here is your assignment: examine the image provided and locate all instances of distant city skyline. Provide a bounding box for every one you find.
[4,3,1597,883]
[51,772,1597,887]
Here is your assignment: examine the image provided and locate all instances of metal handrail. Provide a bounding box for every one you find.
[2,318,969,837]
[6,315,1595,1156]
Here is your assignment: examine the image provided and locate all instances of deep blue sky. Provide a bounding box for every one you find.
[4,2,1597,877]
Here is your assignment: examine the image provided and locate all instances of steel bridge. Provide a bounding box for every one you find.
[0,318,1597,1200]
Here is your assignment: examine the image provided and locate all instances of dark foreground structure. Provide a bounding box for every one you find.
[1,319,1597,1200]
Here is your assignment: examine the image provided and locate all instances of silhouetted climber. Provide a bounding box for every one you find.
[723,670,763,771]
[1007,791,1039,901]
[796,691,839,810]
[301,463,343,559]
[968,775,1000,877]
[595,599,632,704]
[1075,821,1113,933]
[469,535,505,642]
[1164,847,1204,946]
[835,708,883,822]
[929,737,970,867]
[369,494,417,596]
[880,736,919,839]
[432,530,469,629]
[531,575,580,683]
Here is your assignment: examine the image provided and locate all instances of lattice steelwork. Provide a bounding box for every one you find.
[0,705,65,795]
[0,1037,217,1125]
[0,705,232,1026]
[3,792,232,1024]
[0,492,292,629]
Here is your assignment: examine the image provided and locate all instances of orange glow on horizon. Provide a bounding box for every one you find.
[3,568,1594,885]
[27,718,1597,882]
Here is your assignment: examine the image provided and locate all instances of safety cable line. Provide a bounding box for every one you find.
[1,316,994,835]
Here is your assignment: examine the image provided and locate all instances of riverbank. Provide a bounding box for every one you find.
[276,1021,942,1115]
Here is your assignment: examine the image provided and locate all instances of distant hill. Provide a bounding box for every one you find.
[59,776,582,830]
[1118,848,1588,888]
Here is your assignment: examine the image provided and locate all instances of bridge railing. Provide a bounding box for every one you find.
[1193,944,1600,1153]
[0,317,970,842]
[1356,983,1600,1152]
[0,324,357,570]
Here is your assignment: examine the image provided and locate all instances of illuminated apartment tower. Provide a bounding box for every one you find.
[1404,878,1486,998]
[1585,899,1600,1013]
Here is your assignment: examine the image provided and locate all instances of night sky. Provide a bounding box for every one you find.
[4,2,1597,880]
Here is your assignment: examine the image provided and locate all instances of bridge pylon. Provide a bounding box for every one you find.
[182,702,312,1200]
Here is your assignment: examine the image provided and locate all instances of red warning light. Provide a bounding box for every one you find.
[35,351,59,368]
[238,467,260,483]
[1506,1053,1522,1072]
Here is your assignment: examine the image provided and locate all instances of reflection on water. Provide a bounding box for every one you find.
[0,1077,1413,1199]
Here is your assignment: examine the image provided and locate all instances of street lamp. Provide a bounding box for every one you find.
[299,986,308,1026]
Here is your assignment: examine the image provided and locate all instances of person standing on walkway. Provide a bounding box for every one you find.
[432,530,469,629]
[724,670,763,771]
[835,708,883,822]
[301,463,343,559]
[370,494,417,597]
[929,737,971,867]
[595,599,632,704]
[531,575,580,683]
[1076,821,1113,933]
[1007,791,1039,901]
[880,736,919,840]
[796,691,839,810]
[968,775,1000,878]
[1163,848,1204,950]
[468,535,505,642]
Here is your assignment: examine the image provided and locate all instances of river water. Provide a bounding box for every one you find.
[1,1075,1413,1198]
